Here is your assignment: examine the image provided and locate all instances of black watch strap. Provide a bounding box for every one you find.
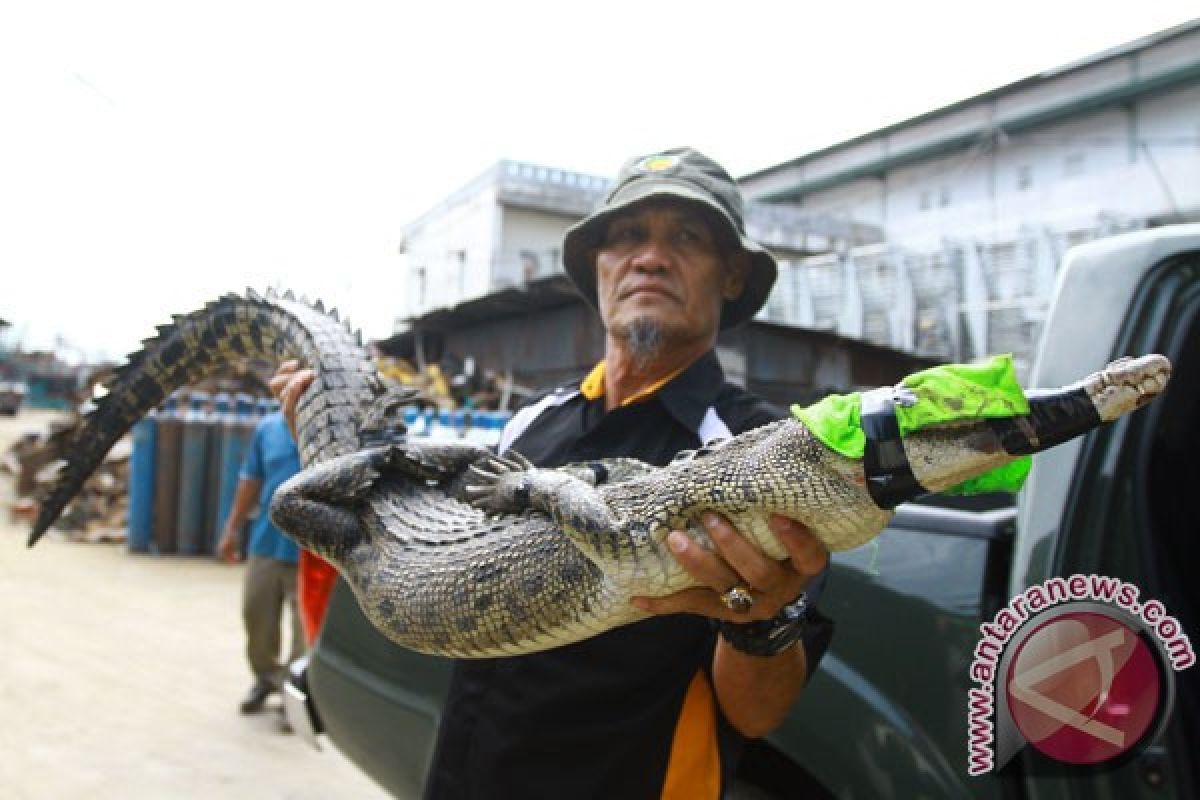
[719,570,835,665]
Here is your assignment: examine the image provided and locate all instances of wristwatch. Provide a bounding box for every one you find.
[719,569,834,663]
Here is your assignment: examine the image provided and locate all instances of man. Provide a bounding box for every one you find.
[273,147,832,798]
[217,410,305,715]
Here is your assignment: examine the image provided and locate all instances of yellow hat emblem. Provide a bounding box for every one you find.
[635,154,680,173]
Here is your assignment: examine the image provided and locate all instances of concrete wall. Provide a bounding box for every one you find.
[397,161,611,324]
[495,207,576,287]
[400,183,500,319]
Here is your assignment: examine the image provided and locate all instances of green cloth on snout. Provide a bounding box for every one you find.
[790,355,1033,496]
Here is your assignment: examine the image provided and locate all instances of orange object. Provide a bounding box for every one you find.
[660,670,721,800]
[297,549,339,645]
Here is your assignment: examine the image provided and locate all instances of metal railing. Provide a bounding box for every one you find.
[759,213,1148,378]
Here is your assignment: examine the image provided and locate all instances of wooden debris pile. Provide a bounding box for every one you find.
[2,416,131,543]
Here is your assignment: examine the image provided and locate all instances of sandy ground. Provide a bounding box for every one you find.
[0,409,391,799]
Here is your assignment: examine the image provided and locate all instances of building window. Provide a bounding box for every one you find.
[520,250,540,282]
[1017,165,1033,190]
[1064,152,1086,177]
[453,249,467,296]
[414,266,427,307]
[919,190,932,211]
[939,187,951,207]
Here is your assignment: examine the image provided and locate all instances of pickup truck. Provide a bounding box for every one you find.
[285,224,1200,799]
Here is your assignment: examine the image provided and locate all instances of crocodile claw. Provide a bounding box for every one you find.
[468,465,499,481]
[464,484,494,509]
[464,455,536,513]
[508,451,534,470]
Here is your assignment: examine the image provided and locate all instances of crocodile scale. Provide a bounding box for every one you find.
[28,291,1172,658]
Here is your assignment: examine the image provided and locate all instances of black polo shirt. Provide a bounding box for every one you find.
[424,351,786,800]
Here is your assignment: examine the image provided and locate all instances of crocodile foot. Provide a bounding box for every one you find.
[358,385,420,446]
[463,452,537,513]
[376,439,492,482]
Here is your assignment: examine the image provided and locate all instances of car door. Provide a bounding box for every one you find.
[1033,250,1199,800]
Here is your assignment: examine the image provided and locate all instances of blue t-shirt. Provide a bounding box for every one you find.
[240,411,302,563]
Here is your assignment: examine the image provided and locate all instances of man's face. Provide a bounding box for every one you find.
[594,201,748,353]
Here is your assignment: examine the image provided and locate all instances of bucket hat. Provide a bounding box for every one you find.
[562,147,777,329]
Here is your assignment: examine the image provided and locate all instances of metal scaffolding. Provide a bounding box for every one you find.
[759,213,1146,378]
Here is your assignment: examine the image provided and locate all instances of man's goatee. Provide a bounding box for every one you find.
[617,317,664,369]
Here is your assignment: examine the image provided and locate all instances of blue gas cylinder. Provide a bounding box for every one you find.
[127,414,157,553]
[430,410,454,440]
[489,411,512,447]
[200,394,231,554]
[151,392,185,554]
[212,393,258,552]
[175,391,213,554]
[234,393,256,417]
[402,406,420,435]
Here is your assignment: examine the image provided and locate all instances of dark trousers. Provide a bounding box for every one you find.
[242,556,304,687]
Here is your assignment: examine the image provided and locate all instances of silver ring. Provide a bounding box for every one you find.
[720,585,755,614]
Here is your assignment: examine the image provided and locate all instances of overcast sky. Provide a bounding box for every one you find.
[1,1,1196,363]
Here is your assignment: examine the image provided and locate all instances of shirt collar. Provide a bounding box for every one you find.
[578,350,726,432]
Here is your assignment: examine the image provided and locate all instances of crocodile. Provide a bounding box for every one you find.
[28,290,1171,658]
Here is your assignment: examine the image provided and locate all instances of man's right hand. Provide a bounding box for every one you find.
[217,528,241,563]
[268,359,315,440]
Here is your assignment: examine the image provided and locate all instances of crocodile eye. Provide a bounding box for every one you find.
[670,449,698,464]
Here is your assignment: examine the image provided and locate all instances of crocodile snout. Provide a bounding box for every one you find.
[1091,354,1171,420]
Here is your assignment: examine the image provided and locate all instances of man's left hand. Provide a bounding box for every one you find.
[631,513,829,622]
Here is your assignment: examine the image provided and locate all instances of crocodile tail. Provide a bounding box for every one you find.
[28,289,378,547]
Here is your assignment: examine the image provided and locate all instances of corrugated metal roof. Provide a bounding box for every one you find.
[380,273,931,366]
[742,18,1200,190]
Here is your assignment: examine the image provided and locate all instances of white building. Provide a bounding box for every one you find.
[742,20,1200,375]
[396,162,610,321]
[396,160,876,324]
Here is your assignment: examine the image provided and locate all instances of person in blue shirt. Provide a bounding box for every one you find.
[218,411,305,714]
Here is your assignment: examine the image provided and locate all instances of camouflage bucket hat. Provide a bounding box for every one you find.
[562,147,778,329]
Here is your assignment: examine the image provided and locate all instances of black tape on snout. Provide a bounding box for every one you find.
[860,387,928,510]
[987,387,1101,455]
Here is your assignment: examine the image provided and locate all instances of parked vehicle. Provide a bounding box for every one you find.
[286,225,1200,798]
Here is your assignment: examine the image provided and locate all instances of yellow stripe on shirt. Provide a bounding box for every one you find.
[579,361,685,407]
